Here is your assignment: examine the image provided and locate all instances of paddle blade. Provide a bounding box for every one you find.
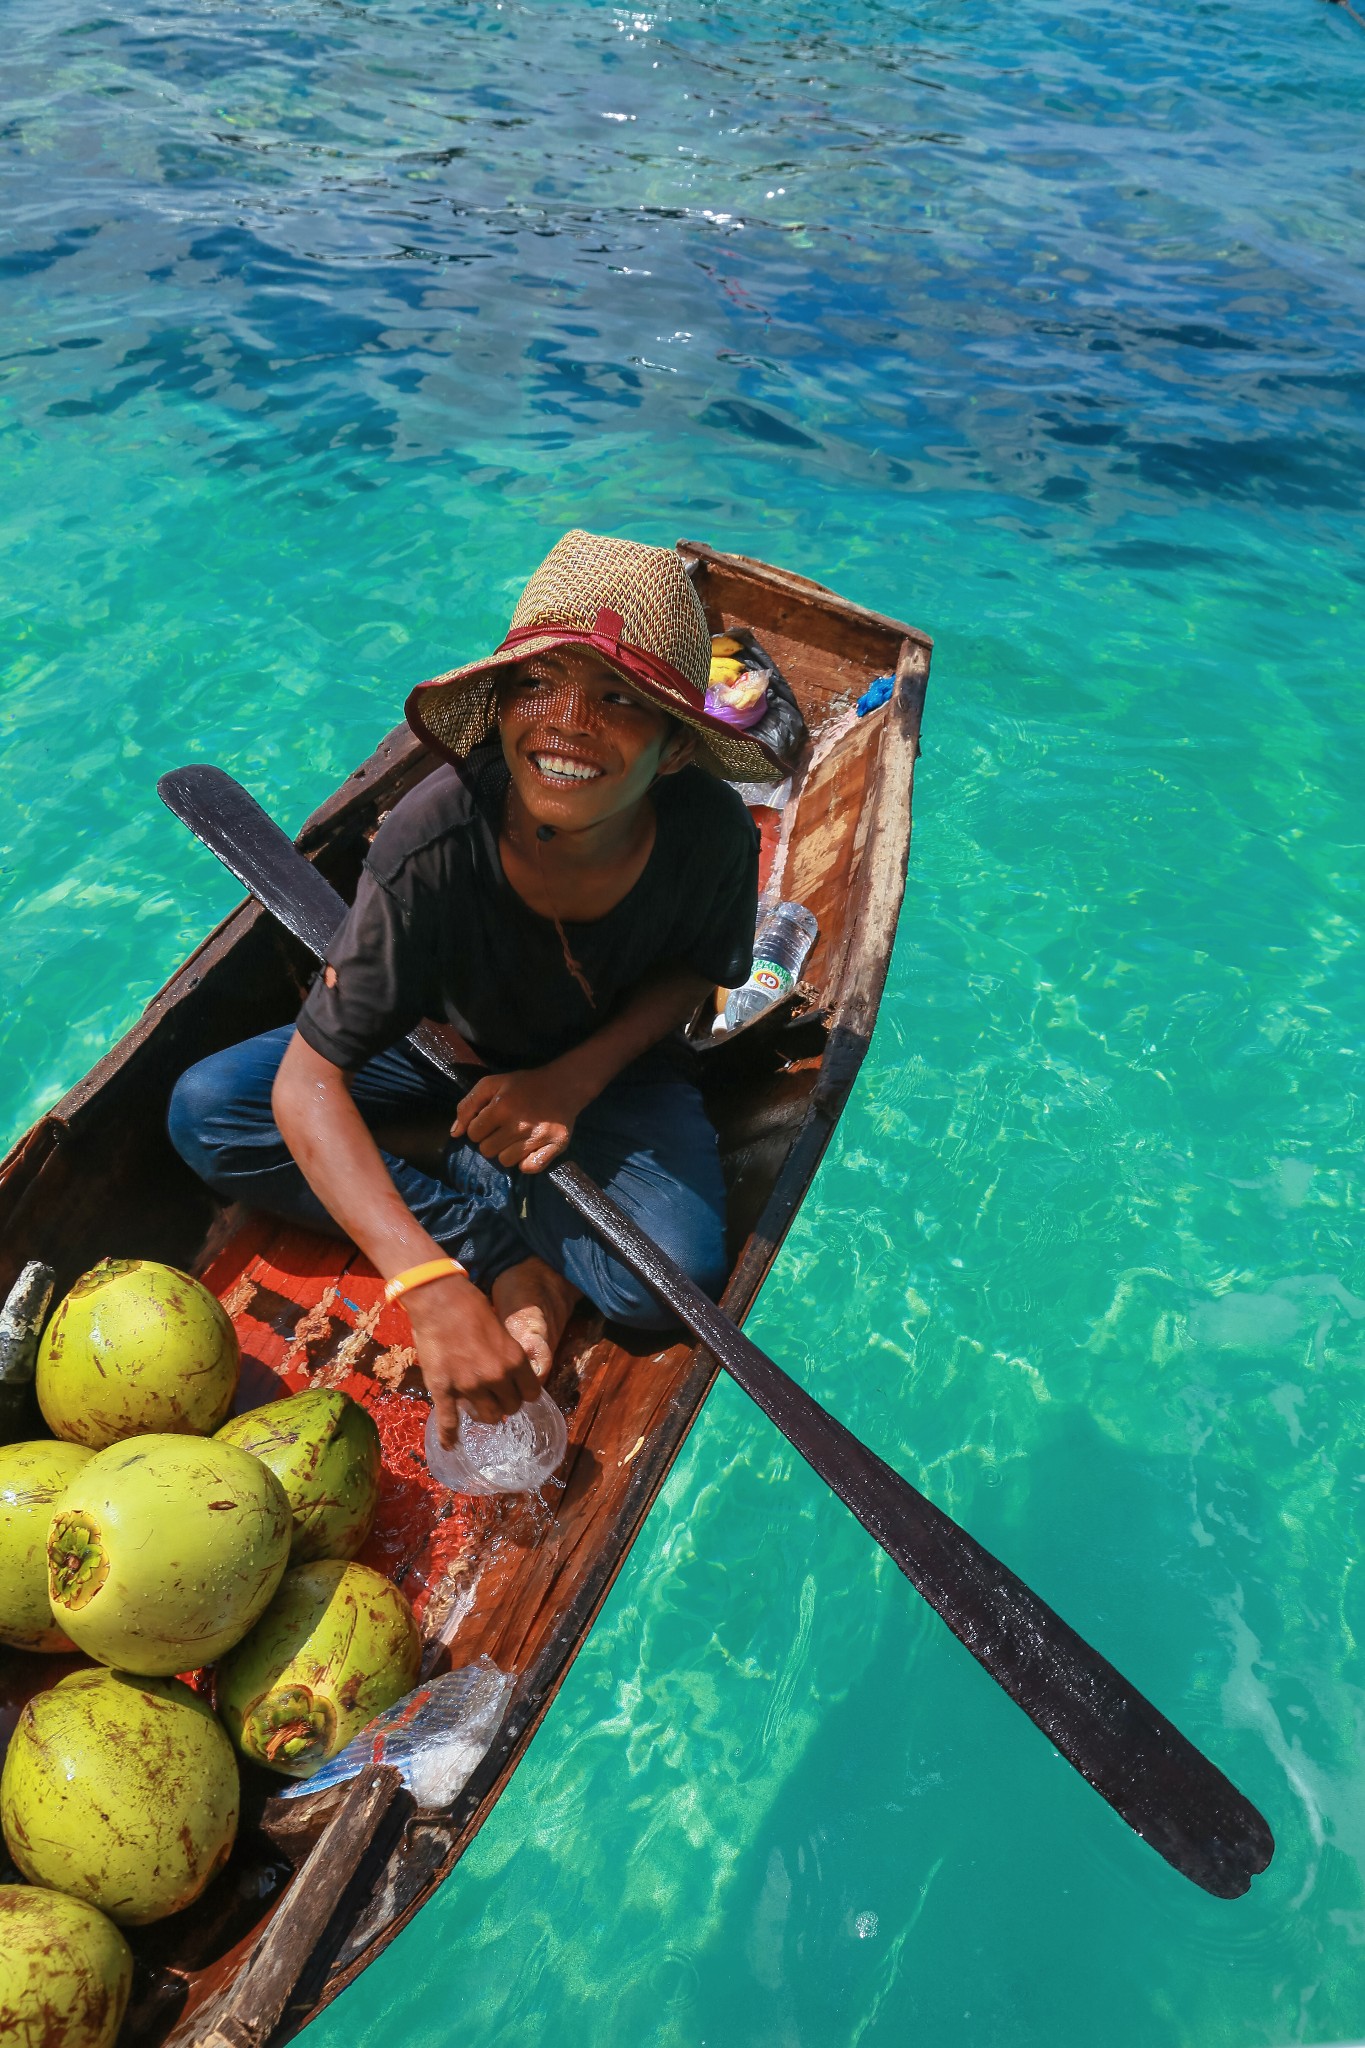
[158,762,349,957]
[551,1161,1278,1901]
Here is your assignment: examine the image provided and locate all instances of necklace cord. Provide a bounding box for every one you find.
[533,833,597,1010]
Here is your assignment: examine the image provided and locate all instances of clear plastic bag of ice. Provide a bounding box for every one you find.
[424,1389,567,1495]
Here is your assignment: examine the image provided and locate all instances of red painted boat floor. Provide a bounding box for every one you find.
[199,1218,492,1630]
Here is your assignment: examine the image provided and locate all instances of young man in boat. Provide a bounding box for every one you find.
[169,531,783,1446]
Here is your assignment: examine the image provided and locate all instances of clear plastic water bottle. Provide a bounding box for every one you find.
[722,901,818,1033]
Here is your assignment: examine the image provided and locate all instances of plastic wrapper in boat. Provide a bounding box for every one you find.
[276,1658,515,1812]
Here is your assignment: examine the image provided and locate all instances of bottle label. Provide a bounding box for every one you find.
[749,957,794,998]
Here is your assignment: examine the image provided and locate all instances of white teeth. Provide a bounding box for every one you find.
[532,754,602,782]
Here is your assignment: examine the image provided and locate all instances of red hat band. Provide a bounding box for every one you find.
[401,530,787,783]
[497,613,706,717]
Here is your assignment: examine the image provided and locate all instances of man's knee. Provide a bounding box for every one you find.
[592,1263,671,1331]
[517,1144,729,1332]
[589,1220,728,1332]
[167,1058,227,1175]
[167,1039,281,1180]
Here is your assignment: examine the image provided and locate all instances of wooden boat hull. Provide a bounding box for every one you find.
[0,543,931,2045]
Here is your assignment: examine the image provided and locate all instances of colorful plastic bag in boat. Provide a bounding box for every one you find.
[708,626,807,768]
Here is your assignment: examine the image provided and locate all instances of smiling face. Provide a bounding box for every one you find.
[495,649,695,833]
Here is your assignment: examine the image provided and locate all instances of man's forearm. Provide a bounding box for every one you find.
[450,964,718,1174]
[271,1030,445,1282]
[554,965,712,1101]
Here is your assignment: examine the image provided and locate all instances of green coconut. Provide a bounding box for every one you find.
[47,1434,291,1675]
[1,1668,238,1925]
[217,1389,382,1563]
[37,1257,239,1448]
[0,1439,94,1651]
[217,1559,420,1778]
[0,1884,133,2047]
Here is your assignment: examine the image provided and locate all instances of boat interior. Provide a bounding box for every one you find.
[0,543,930,2043]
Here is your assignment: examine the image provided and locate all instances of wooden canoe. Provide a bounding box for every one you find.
[0,542,931,2046]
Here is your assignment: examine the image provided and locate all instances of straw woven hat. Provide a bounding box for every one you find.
[405,530,786,782]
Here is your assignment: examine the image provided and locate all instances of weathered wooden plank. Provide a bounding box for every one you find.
[679,538,933,659]
[177,1765,406,2048]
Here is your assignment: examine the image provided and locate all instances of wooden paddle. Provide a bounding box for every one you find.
[158,763,1274,1900]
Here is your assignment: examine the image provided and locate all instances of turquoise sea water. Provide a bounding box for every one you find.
[3,1,1364,2041]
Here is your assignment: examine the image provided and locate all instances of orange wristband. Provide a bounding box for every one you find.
[383,1257,467,1305]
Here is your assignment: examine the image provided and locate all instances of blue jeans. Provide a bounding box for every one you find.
[167,1027,728,1331]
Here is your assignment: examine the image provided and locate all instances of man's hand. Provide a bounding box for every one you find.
[451,1061,592,1174]
[405,1273,541,1441]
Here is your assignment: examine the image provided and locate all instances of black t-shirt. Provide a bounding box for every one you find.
[296,750,760,1072]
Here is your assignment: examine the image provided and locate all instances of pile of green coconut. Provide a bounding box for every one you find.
[0,1257,422,2048]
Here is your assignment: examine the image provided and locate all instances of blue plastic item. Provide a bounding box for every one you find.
[855,674,895,717]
